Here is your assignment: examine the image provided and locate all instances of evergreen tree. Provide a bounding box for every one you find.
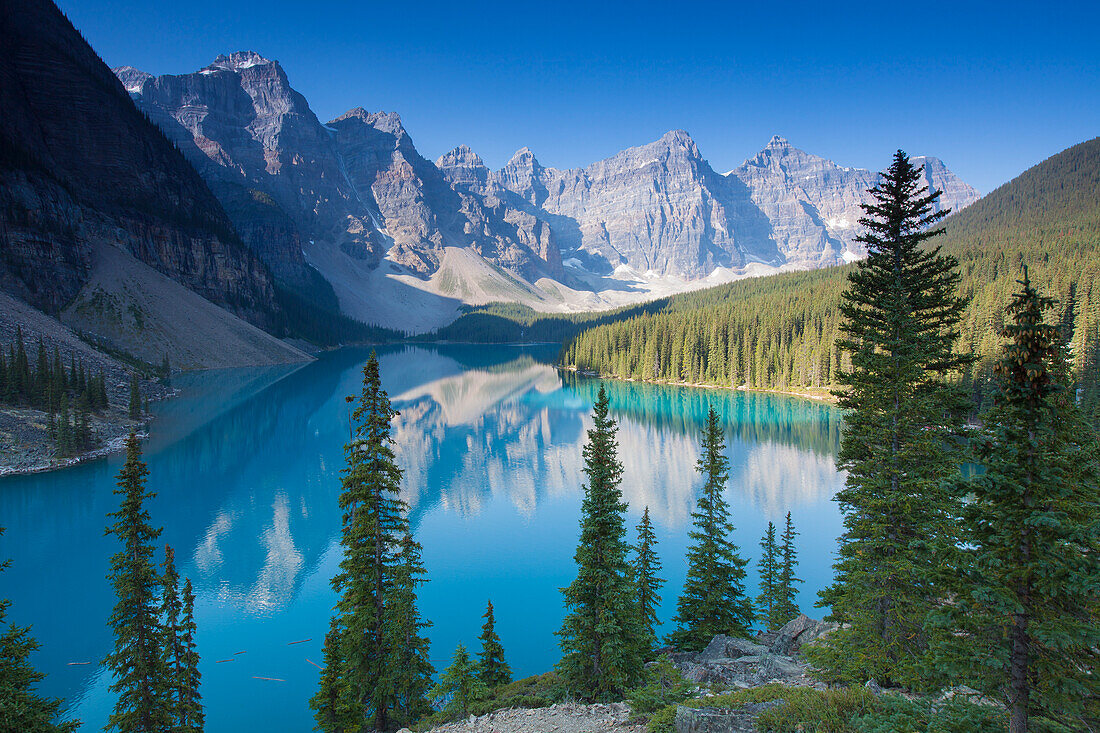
[428,645,487,721]
[129,375,142,421]
[159,546,184,730]
[931,271,1100,732]
[104,432,170,733]
[177,579,203,733]
[756,521,780,630]
[629,507,664,659]
[775,512,801,625]
[669,408,753,650]
[311,353,428,733]
[383,533,434,727]
[813,151,972,687]
[0,528,79,733]
[56,394,71,457]
[556,385,644,700]
[476,600,511,689]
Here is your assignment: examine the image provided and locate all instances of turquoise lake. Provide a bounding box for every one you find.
[0,344,847,731]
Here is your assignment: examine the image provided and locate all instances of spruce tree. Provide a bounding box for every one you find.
[931,271,1100,732]
[177,579,203,733]
[669,408,753,650]
[557,385,644,700]
[104,432,170,733]
[428,645,487,721]
[476,600,511,689]
[0,528,79,732]
[159,546,184,729]
[813,151,972,687]
[311,353,429,732]
[775,512,801,626]
[630,507,664,660]
[383,533,434,727]
[756,521,780,630]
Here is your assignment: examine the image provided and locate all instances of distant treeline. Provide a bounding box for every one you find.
[560,138,1100,424]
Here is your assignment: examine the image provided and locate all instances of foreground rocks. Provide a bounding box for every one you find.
[671,614,838,690]
[407,702,646,733]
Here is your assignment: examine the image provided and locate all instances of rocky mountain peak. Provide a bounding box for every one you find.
[437,144,485,170]
[659,128,699,153]
[207,51,274,72]
[766,134,792,149]
[333,108,405,136]
[113,65,152,93]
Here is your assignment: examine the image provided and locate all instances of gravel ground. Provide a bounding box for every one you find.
[406,703,647,733]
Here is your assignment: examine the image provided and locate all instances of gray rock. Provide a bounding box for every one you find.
[698,635,769,662]
[770,614,839,655]
[674,705,755,733]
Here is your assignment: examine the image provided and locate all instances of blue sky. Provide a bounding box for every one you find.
[61,0,1098,193]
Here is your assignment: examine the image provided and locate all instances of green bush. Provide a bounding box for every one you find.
[850,694,1006,733]
[646,704,677,733]
[627,655,694,715]
[413,672,566,731]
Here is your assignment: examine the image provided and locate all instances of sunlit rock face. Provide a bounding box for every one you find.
[493,130,778,277]
[729,136,980,267]
[117,53,386,290]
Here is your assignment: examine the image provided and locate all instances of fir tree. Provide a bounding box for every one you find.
[56,394,71,457]
[629,507,664,659]
[476,600,511,689]
[669,408,753,650]
[428,645,487,721]
[557,385,644,700]
[756,521,780,630]
[104,432,170,733]
[775,512,801,625]
[177,579,203,733]
[812,151,972,687]
[383,534,434,727]
[931,271,1100,732]
[129,374,142,421]
[159,546,184,729]
[0,528,79,733]
[311,353,428,733]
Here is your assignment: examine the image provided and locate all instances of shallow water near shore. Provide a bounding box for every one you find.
[0,343,846,732]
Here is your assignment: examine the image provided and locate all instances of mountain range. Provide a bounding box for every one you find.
[115,52,979,332]
[0,0,981,370]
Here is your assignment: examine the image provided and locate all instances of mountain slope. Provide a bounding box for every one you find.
[0,0,281,333]
[558,138,1100,421]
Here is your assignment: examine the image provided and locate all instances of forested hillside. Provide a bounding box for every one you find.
[559,138,1100,421]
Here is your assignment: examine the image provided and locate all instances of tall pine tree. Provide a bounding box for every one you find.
[756,522,780,631]
[0,528,79,733]
[159,546,184,729]
[177,579,203,733]
[104,432,171,733]
[557,385,644,700]
[669,407,753,650]
[629,507,663,660]
[311,353,431,732]
[775,512,801,626]
[813,151,972,687]
[931,271,1100,732]
[476,600,511,689]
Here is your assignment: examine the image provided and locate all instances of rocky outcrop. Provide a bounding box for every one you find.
[493,131,778,277]
[116,52,385,290]
[729,136,980,267]
[0,0,279,330]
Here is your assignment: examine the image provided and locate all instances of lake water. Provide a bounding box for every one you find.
[0,344,846,732]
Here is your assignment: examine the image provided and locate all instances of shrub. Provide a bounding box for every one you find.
[627,655,694,716]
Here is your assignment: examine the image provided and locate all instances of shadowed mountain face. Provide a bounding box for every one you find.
[0,2,279,331]
[115,53,978,327]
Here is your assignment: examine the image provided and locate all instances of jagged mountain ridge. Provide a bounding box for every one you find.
[115,52,979,331]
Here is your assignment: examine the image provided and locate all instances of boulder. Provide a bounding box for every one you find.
[698,634,769,663]
[674,705,755,733]
[769,614,838,655]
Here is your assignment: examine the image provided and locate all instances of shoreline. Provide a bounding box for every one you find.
[556,365,840,404]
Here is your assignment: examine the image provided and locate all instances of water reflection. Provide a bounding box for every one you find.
[0,343,845,732]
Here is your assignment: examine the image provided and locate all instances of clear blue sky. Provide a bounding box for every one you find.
[60,0,1098,194]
